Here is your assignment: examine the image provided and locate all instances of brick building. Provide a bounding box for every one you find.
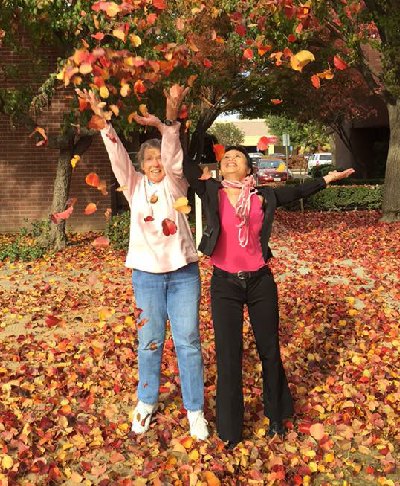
[0,38,120,234]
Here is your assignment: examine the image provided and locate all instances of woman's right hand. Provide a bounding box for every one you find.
[130,112,163,130]
[75,88,113,123]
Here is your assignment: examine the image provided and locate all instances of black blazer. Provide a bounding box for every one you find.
[183,156,327,261]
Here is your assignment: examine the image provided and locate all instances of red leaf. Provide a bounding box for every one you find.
[178,104,188,119]
[213,144,225,162]
[203,58,212,68]
[288,34,297,42]
[243,48,254,60]
[51,205,74,224]
[45,315,61,327]
[91,32,105,41]
[235,24,246,37]
[257,136,269,151]
[144,216,154,222]
[134,79,146,95]
[152,0,166,9]
[334,55,348,70]
[86,172,100,187]
[271,98,283,105]
[162,218,177,236]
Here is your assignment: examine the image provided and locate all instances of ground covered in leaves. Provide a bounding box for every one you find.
[0,211,399,486]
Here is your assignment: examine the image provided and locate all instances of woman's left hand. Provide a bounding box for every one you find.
[131,112,162,130]
[164,84,190,121]
[323,168,355,185]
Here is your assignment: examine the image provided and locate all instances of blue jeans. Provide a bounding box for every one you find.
[132,262,204,411]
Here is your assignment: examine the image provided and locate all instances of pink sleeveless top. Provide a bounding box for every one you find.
[211,189,265,272]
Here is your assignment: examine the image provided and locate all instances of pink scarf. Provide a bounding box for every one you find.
[221,175,256,247]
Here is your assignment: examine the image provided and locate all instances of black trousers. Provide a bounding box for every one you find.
[211,267,294,443]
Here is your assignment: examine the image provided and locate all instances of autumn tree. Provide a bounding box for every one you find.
[208,122,245,146]
[0,1,98,249]
[310,0,400,221]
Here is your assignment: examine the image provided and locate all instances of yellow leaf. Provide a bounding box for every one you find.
[173,197,191,214]
[112,28,125,41]
[106,3,120,17]
[2,455,13,469]
[71,155,80,168]
[324,453,335,463]
[130,34,142,47]
[120,84,131,97]
[290,50,315,72]
[109,104,119,116]
[99,86,109,99]
[203,471,221,485]
[309,462,318,472]
[189,449,199,461]
[276,162,286,172]
[79,62,92,74]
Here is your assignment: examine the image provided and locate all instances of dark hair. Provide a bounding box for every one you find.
[224,145,253,174]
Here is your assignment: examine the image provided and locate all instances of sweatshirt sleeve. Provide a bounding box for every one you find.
[100,123,140,206]
[273,177,327,207]
[160,122,189,195]
[182,155,207,196]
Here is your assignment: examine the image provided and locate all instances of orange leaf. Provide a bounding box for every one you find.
[310,423,325,440]
[88,114,106,130]
[84,203,97,215]
[86,172,100,187]
[203,471,221,486]
[153,0,166,9]
[243,48,254,60]
[92,236,110,247]
[311,74,321,89]
[213,144,225,162]
[271,98,283,105]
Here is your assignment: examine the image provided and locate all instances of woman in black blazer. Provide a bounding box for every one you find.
[184,147,354,448]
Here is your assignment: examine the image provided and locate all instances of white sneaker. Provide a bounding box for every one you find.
[131,401,157,434]
[187,410,209,440]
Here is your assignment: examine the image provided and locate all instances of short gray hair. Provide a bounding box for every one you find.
[137,139,161,166]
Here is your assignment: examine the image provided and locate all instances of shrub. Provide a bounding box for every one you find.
[106,211,130,250]
[309,164,336,178]
[0,219,50,262]
[307,185,383,211]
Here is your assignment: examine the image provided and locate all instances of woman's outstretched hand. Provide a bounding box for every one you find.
[164,84,190,121]
[323,168,355,185]
[130,112,163,130]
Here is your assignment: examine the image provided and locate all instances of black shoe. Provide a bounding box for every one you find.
[268,420,286,438]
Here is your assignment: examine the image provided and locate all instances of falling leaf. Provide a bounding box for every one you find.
[334,55,348,70]
[162,218,177,236]
[138,104,149,116]
[29,126,48,146]
[84,203,97,215]
[243,48,254,60]
[311,74,321,89]
[71,155,80,168]
[257,136,269,151]
[213,144,225,162]
[85,172,100,188]
[144,215,154,222]
[88,114,106,130]
[271,98,283,105]
[99,86,109,98]
[173,197,191,214]
[290,50,315,71]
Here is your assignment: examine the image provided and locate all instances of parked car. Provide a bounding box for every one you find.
[254,157,289,184]
[307,152,333,173]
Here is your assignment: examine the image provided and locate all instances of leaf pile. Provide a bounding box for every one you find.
[0,212,399,485]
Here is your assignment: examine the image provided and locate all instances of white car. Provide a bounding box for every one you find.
[307,153,333,173]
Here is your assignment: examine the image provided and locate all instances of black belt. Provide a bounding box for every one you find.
[213,265,271,280]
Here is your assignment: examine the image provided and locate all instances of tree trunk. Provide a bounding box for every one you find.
[189,107,220,161]
[381,100,400,222]
[46,137,74,250]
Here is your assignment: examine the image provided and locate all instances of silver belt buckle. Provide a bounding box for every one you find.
[237,271,246,280]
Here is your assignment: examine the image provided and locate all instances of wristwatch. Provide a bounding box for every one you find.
[164,119,176,126]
